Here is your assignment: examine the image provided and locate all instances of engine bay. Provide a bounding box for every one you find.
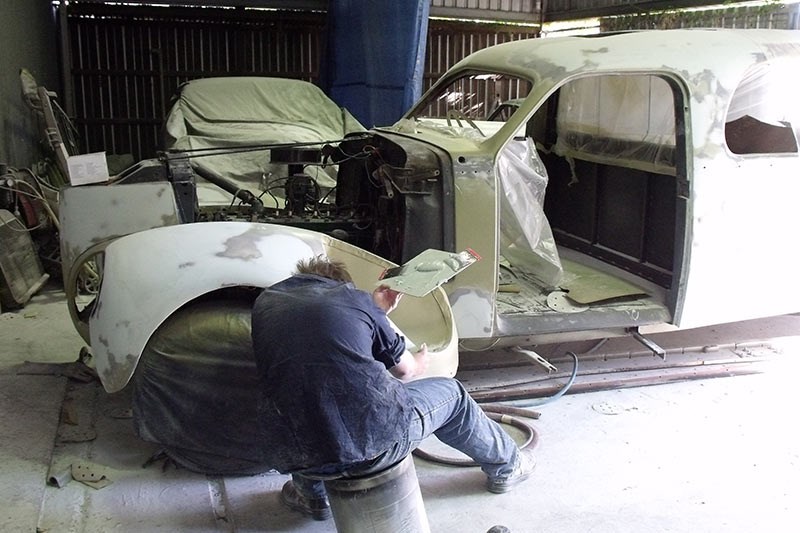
[185,132,454,266]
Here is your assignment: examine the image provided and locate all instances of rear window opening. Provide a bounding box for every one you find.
[724,60,800,155]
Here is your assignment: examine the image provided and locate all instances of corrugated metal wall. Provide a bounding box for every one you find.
[61,3,537,161]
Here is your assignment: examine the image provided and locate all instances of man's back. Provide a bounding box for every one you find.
[251,274,412,474]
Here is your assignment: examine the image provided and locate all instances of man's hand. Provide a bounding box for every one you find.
[373,285,403,314]
[390,343,429,381]
[412,343,430,375]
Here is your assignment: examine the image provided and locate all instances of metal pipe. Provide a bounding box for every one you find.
[191,164,264,214]
[58,1,75,117]
[468,361,766,403]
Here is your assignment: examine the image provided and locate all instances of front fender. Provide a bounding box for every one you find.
[90,222,459,392]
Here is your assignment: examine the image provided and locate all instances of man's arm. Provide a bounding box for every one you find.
[389,343,429,381]
[372,285,430,380]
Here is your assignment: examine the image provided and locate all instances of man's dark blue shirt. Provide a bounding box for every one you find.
[251,274,412,474]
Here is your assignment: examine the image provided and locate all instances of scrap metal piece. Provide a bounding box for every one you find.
[546,290,588,313]
[16,358,98,383]
[71,462,112,489]
[47,466,73,488]
[379,248,480,297]
[0,209,49,308]
[629,327,667,360]
[57,427,97,443]
[512,346,558,373]
[106,407,133,419]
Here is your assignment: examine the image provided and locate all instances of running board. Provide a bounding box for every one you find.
[628,328,667,360]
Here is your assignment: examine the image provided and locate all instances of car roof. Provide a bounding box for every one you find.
[451,29,800,86]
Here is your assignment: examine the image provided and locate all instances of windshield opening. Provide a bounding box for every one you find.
[406,71,533,139]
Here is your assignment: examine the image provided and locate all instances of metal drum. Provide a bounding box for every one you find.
[323,455,430,533]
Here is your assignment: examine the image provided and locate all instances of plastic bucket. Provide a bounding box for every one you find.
[323,455,430,533]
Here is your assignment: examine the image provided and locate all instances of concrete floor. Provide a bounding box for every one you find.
[1,284,799,533]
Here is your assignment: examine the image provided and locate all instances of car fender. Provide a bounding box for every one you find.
[90,222,459,392]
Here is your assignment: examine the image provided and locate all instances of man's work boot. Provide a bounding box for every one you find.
[280,480,332,521]
[486,451,536,494]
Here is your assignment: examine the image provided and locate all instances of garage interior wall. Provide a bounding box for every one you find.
[0,1,60,169]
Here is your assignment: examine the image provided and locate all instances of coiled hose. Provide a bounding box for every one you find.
[412,351,579,466]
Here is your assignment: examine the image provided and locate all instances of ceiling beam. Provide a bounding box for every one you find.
[64,0,328,9]
[64,0,759,25]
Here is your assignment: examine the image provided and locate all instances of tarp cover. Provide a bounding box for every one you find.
[323,0,429,127]
[163,77,366,204]
[132,291,271,475]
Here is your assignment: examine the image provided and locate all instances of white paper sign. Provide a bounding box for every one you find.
[67,152,110,186]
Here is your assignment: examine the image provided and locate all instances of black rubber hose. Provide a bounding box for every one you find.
[487,351,579,408]
[412,409,539,467]
[478,403,541,420]
[412,352,579,467]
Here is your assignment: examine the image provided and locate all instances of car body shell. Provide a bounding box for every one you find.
[58,29,800,392]
[389,29,800,338]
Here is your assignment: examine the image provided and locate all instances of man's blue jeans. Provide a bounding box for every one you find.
[293,377,520,499]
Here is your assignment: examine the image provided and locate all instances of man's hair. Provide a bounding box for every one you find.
[296,255,353,283]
